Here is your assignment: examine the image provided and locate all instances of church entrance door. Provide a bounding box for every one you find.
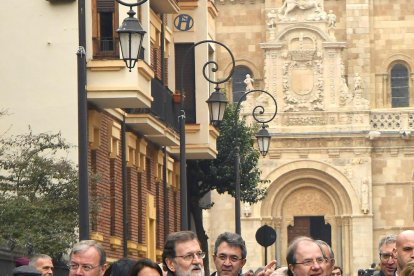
[287,216,332,245]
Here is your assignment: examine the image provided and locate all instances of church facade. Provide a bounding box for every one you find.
[204,0,414,274]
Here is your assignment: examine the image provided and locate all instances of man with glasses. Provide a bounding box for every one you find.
[211,232,247,276]
[316,240,335,276]
[286,236,327,276]
[377,235,397,276]
[69,240,107,276]
[162,231,205,276]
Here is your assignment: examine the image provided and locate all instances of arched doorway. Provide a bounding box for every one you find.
[260,160,358,273]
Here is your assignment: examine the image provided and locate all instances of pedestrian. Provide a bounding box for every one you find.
[315,240,335,275]
[286,236,327,276]
[396,230,414,275]
[30,254,54,276]
[162,231,205,276]
[69,240,107,276]
[331,266,342,276]
[12,265,41,276]
[377,235,397,276]
[211,232,247,276]
[104,258,137,276]
[129,258,163,276]
[401,260,414,276]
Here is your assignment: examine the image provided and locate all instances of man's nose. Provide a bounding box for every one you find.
[223,258,232,265]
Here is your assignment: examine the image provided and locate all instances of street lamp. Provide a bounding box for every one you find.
[233,89,278,234]
[179,40,235,230]
[116,0,147,71]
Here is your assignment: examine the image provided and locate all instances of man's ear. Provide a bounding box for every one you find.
[241,258,247,268]
[100,263,108,276]
[288,264,294,274]
[165,257,176,272]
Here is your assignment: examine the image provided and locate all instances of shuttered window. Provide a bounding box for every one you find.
[93,0,119,58]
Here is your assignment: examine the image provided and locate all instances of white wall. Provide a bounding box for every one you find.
[0,0,79,161]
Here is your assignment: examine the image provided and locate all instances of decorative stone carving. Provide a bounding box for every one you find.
[352,73,369,109]
[244,74,254,92]
[278,0,323,21]
[327,10,336,40]
[361,179,369,214]
[283,187,334,215]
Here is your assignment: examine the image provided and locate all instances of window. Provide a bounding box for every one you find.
[175,43,196,123]
[391,64,409,108]
[232,65,253,104]
[93,0,119,58]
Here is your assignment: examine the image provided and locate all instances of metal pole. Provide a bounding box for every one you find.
[121,116,128,257]
[235,146,241,235]
[179,110,188,230]
[77,0,89,241]
[163,147,169,238]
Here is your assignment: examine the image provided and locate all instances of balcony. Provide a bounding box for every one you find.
[87,45,153,109]
[151,0,180,14]
[125,78,180,147]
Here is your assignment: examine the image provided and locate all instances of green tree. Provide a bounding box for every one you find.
[0,129,78,259]
[187,104,267,274]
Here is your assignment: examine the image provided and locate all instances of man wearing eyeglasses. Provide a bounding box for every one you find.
[395,230,414,276]
[69,240,107,276]
[315,240,335,276]
[211,232,247,276]
[162,231,205,276]
[286,236,327,276]
[377,234,397,276]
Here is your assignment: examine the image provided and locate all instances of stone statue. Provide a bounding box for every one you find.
[327,10,336,28]
[279,0,321,18]
[361,179,369,214]
[267,9,277,29]
[354,73,363,91]
[244,74,254,92]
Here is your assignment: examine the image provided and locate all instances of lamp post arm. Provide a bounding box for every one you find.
[234,89,278,125]
[179,40,236,109]
[116,0,148,8]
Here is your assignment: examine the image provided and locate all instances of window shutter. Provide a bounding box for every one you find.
[97,0,114,12]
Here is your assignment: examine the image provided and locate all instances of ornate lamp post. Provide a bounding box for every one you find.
[233,89,278,234]
[179,40,235,230]
[116,0,148,71]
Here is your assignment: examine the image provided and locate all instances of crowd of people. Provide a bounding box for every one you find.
[11,229,414,276]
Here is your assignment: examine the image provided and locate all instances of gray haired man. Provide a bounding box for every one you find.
[69,240,107,276]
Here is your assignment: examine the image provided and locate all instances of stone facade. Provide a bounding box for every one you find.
[206,0,414,275]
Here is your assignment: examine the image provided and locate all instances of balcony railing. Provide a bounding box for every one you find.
[93,37,120,59]
[125,79,179,132]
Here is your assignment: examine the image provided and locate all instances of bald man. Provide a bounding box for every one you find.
[395,230,414,275]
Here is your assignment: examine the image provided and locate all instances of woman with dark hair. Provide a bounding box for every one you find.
[103,258,137,276]
[129,258,163,276]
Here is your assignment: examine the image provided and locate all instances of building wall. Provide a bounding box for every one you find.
[88,108,180,262]
[0,0,78,161]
